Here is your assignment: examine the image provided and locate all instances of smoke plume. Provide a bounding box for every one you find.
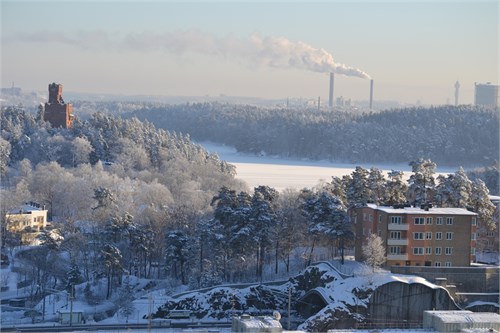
[13,29,371,79]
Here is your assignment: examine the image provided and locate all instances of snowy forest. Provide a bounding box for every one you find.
[130,103,499,168]
[0,104,497,322]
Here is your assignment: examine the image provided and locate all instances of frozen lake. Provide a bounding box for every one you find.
[199,142,455,191]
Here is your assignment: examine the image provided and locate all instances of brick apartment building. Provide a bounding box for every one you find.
[351,204,477,267]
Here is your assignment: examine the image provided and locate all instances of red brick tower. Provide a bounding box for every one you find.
[43,83,74,128]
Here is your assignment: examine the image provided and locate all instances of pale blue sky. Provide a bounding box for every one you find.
[1,1,498,104]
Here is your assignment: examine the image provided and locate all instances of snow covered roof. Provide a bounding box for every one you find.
[428,311,500,324]
[8,202,47,214]
[366,204,477,216]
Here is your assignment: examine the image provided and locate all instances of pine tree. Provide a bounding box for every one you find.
[407,158,436,206]
[384,170,407,206]
[250,186,279,280]
[367,167,386,205]
[345,166,370,207]
[470,179,497,231]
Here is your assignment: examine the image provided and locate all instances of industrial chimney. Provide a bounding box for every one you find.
[328,72,334,108]
[369,79,374,109]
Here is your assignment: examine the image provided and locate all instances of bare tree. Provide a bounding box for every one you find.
[362,234,386,272]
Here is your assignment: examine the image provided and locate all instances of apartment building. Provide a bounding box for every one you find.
[351,204,477,267]
[4,202,48,245]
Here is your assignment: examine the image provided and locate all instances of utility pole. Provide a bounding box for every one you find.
[69,285,74,326]
[148,294,152,333]
[287,287,291,330]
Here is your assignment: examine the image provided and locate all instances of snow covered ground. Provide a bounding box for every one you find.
[199,142,456,191]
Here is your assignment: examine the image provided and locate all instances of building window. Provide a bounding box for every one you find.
[413,247,424,255]
[435,262,441,267]
[446,232,453,240]
[413,232,424,240]
[369,214,373,222]
[436,232,442,240]
[487,231,495,237]
[390,231,401,239]
[378,215,382,223]
[363,213,367,221]
[414,217,425,225]
[446,217,454,225]
[445,262,452,267]
[471,233,476,241]
[426,232,432,240]
[435,247,442,255]
[426,217,433,225]
[390,246,401,255]
[471,247,476,255]
[391,216,402,224]
[426,247,432,255]
[445,247,453,255]
[436,217,443,225]
[472,217,477,226]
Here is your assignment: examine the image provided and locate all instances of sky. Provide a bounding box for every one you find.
[1,0,498,105]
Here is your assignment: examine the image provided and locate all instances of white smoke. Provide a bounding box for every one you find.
[248,34,370,79]
[12,29,371,79]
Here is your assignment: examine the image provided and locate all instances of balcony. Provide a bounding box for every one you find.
[387,254,408,261]
[388,223,409,231]
[387,238,408,246]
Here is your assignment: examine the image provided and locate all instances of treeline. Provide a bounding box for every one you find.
[130,103,499,168]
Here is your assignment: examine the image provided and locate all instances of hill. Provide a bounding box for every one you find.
[130,104,499,167]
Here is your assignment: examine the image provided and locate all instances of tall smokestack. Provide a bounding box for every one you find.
[369,79,374,109]
[329,72,334,108]
[318,96,321,110]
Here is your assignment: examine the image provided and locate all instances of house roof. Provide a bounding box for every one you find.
[366,204,477,216]
[8,202,47,215]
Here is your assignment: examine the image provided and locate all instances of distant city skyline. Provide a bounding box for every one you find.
[1,1,498,105]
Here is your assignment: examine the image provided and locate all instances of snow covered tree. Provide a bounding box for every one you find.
[0,137,11,177]
[407,158,436,206]
[301,190,353,265]
[117,276,135,323]
[99,244,123,299]
[470,179,497,231]
[367,167,386,205]
[66,264,83,295]
[362,234,386,272]
[276,189,306,273]
[327,176,347,206]
[345,166,370,207]
[435,167,472,208]
[384,170,408,206]
[165,230,190,284]
[71,136,93,166]
[250,186,279,279]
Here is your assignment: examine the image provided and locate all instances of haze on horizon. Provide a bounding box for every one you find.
[1,1,498,105]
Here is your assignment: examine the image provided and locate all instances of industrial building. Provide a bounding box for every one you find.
[474,82,499,109]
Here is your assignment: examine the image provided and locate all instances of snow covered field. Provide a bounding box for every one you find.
[199,142,455,191]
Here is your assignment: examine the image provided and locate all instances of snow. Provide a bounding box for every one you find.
[198,141,455,191]
[367,204,478,216]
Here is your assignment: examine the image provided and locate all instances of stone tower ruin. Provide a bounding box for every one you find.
[43,83,74,128]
